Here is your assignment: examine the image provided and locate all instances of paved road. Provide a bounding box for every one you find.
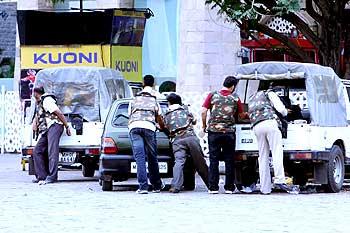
[0,154,349,233]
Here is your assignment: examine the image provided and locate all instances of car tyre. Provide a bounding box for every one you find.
[102,180,113,191]
[325,145,345,193]
[82,163,95,177]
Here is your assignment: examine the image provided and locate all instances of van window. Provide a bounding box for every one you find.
[112,102,168,127]
[105,79,127,101]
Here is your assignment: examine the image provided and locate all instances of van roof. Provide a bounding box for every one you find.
[235,62,336,80]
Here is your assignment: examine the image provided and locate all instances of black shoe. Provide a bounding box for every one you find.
[169,187,180,193]
[182,185,195,191]
[32,178,40,183]
[45,178,57,184]
[152,180,166,193]
[275,183,299,194]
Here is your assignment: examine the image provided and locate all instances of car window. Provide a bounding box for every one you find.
[112,103,129,127]
[159,102,168,113]
[112,102,168,127]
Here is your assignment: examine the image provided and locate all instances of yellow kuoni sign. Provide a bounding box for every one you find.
[20,45,142,82]
[112,46,142,82]
[21,45,110,69]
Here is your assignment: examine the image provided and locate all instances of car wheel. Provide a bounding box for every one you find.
[102,180,113,191]
[325,145,345,193]
[82,163,95,177]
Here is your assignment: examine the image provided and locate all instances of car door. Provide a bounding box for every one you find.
[156,102,172,156]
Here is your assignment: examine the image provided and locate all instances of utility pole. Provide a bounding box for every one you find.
[80,0,83,12]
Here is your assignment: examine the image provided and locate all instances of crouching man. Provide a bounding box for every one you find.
[161,93,209,193]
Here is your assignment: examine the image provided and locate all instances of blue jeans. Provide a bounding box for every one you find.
[208,131,236,191]
[129,128,162,191]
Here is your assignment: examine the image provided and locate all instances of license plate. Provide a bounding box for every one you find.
[131,162,168,173]
[59,152,77,164]
[241,138,253,143]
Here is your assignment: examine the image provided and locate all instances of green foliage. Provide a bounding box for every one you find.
[273,0,300,15]
[206,0,300,20]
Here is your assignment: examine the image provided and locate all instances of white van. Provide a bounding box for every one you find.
[233,62,350,192]
[22,66,132,177]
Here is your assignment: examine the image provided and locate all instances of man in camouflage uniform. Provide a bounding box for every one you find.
[32,86,71,185]
[202,76,246,194]
[161,93,209,193]
[128,75,164,194]
[248,88,295,194]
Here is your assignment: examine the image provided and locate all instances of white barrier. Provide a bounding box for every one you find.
[0,85,22,154]
[181,92,210,156]
[0,86,4,154]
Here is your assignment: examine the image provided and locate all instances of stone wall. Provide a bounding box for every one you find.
[96,0,134,8]
[17,0,53,10]
[0,1,16,58]
[177,0,241,93]
[0,1,16,84]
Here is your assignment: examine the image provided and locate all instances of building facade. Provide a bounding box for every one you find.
[13,0,242,93]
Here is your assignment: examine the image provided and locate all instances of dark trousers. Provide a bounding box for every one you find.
[208,131,236,191]
[33,123,64,181]
[129,128,162,191]
[171,135,209,190]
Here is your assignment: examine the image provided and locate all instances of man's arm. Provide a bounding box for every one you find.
[201,107,208,132]
[156,114,165,130]
[43,97,71,136]
[236,99,249,120]
[201,93,213,132]
[54,110,71,136]
[189,112,197,125]
[268,92,288,116]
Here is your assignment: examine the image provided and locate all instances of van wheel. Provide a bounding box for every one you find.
[82,163,95,177]
[325,145,345,193]
[102,180,113,191]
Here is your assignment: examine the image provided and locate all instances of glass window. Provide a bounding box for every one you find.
[105,79,127,101]
[112,103,129,127]
[112,102,168,127]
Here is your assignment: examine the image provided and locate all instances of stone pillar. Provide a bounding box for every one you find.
[177,0,241,93]
[96,0,134,8]
[17,0,53,10]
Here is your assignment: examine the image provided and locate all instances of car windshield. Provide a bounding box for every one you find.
[112,102,168,127]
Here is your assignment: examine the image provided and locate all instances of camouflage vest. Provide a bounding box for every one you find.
[129,92,157,125]
[37,94,60,134]
[207,91,238,133]
[248,90,280,127]
[164,105,193,138]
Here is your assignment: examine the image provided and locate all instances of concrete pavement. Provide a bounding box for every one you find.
[0,154,349,233]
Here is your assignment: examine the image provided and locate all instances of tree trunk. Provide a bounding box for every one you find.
[318,9,344,76]
[252,22,314,63]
